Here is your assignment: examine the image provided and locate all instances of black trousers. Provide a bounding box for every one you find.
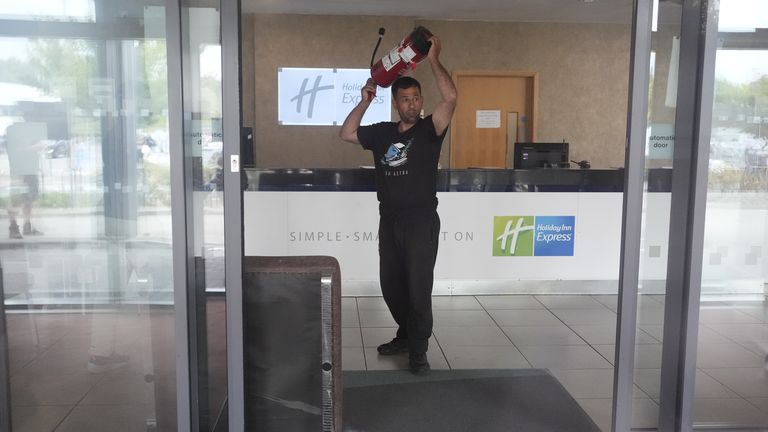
[378,209,440,354]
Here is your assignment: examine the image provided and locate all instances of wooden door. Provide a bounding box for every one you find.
[450,71,537,168]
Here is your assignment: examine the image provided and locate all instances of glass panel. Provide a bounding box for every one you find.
[692,1,768,427]
[180,1,227,430]
[0,1,177,430]
[244,3,633,430]
[631,0,683,428]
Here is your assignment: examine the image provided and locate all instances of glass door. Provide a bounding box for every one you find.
[243,2,639,432]
[622,1,684,429]
[0,0,244,430]
[622,0,751,430]
[690,1,768,428]
[0,1,181,430]
[178,1,228,430]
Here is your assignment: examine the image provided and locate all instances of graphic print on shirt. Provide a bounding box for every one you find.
[380,138,413,168]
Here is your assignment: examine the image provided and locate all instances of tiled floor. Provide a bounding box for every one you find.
[6,303,223,432]
[7,313,166,432]
[341,294,768,431]
[6,294,768,431]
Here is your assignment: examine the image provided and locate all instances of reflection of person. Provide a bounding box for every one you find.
[339,35,457,375]
[86,250,130,374]
[6,122,46,239]
[206,154,224,192]
[88,314,130,373]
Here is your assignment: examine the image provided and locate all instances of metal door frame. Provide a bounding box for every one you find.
[612,1,654,430]
[613,1,720,431]
[657,1,719,430]
[170,0,245,429]
[221,0,246,430]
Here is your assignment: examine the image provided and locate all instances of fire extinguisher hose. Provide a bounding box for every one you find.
[370,27,386,68]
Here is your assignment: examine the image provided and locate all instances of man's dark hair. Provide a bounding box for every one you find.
[391,76,421,97]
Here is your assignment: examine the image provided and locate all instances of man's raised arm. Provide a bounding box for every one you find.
[427,36,458,136]
[339,78,377,144]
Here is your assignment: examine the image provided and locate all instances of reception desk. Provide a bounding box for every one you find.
[245,167,629,193]
[243,168,681,296]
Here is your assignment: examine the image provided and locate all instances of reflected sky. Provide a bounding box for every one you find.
[720,0,768,32]
[0,0,94,21]
[716,51,768,85]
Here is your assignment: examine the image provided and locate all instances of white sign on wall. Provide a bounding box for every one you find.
[277,68,391,126]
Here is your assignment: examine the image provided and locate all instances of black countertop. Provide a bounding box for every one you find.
[244,168,672,193]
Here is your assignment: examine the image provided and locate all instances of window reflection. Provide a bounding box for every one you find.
[0,0,95,22]
[710,50,768,193]
[0,3,177,430]
[691,1,768,427]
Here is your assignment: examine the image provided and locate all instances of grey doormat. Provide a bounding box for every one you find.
[343,369,601,432]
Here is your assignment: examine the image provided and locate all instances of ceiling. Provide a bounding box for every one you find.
[242,0,652,24]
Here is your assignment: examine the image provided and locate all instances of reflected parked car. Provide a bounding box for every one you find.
[45,140,69,159]
[136,133,157,161]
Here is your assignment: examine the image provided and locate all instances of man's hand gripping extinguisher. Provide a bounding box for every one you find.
[366,26,433,100]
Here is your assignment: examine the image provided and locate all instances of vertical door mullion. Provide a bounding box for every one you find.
[222,0,245,429]
[167,0,193,430]
[612,1,654,430]
[0,267,10,432]
[657,0,719,430]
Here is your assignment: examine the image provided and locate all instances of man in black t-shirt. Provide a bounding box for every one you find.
[340,35,457,375]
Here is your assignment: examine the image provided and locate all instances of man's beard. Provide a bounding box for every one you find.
[400,110,419,124]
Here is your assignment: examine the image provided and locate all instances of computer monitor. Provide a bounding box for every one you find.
[513,142,569,169]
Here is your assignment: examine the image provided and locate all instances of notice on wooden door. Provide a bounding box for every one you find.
[475,110,501,128]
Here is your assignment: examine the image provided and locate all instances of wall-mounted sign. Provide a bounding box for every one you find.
[476,110,501,128]
[277,68,391,126]
[648,123,675,159]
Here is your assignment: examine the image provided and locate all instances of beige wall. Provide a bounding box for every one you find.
[244,14,631,169]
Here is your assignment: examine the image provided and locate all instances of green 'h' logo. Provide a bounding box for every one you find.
[493,216,534,256]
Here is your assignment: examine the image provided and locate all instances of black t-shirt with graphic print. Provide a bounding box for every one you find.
[357,115,446,213]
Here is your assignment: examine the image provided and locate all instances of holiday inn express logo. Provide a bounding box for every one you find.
[277,68,391,125]
[493,216,535,256]
[493,216,575,256]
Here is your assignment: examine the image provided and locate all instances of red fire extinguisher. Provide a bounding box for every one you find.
[370,26,433,88]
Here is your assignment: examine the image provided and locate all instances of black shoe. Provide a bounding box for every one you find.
[87,352,130,374]
[22,222,42,236]
[409,352,430,376]
[377,338,409,355]
[9,223,22,239]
